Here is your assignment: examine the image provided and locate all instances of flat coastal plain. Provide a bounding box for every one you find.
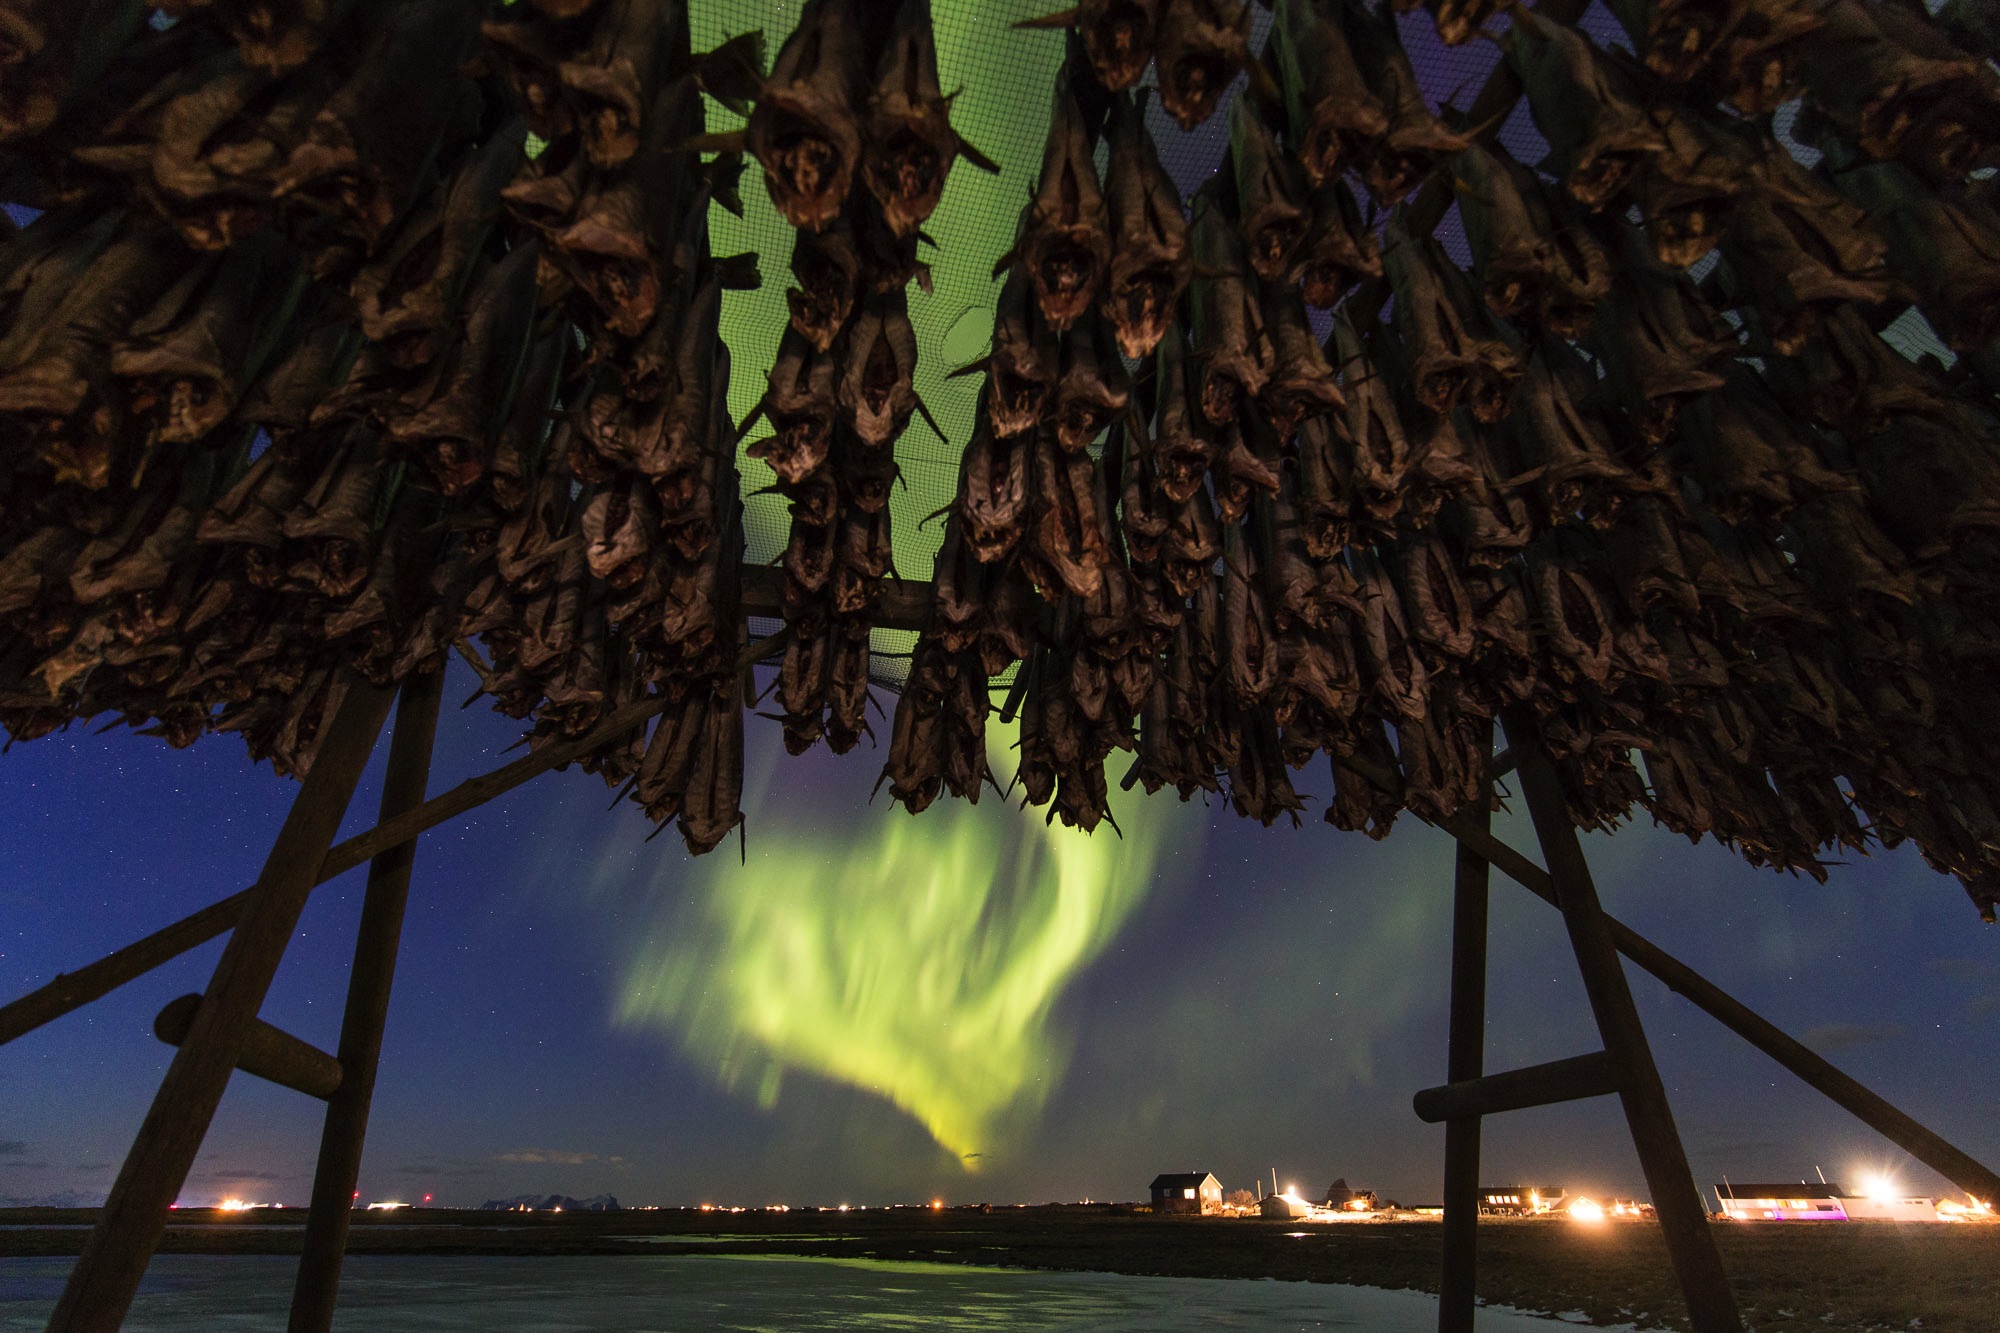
[4,1206,1993,1331]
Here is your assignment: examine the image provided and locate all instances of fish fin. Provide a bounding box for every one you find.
[694,30,767,116]
[1101,804,1124,838]
[713,251,762,289]
[732,402,767,444]
[683,129,748,155]
[915,500,954,530]
[1244,52,1284,121]
[915,263,935,295]
[956,132,1002,175]
[943,359,988,379]
[990,247,1018,279]
[704,151,749,216]
[1012,7,1080,30]
[914,392,950,446]
[606,774,639,810]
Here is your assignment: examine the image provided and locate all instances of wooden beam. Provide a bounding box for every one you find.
[0,630,794,1050]
[291,669,445,1332]
[1438,728,1493,1333]
[1415,1050,1627,1124]
[739,563,934,632]
[1503,713,1742,1333]
[150,994,342,1102]
[49,676,396,1332]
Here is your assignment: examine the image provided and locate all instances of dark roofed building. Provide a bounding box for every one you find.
[1714,1182,1847,1221]
[1149,1172,1223,1215]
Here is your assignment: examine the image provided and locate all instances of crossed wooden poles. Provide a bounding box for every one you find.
[4,580,1995,1331]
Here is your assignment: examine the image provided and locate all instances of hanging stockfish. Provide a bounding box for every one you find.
[351,123,524,364]
[972,263,1058,437]
[1159,483,1222,600]
[746,327,839,487]
[1507,338,1645,529]
[1697,0,1825,117]
[1026,423,1113,600]
[0,0,145,143]
[1227,92,1307,282]
[1151,322,1215,505]
[1257,283,1343,443]
[1389,529,1477,664]
[744,0,866,231]
[1154,0,1250,130]
[1675,366,1854,524]
[110,233,303,449]
[1297,175,1380,310]
[272,0,482,248]
[1210,414,1280,525]
[1505,8,1664,209]
[383,240,543,497]
[862,0,997,236]
[1832,160,2000,353]
[1602,0,1750,84]
[1583,221,1735,445]
[836,287,919,447]
[1004,73,1110,333]
[1052,313,1131,453]
[1271,0,1384,186]
[883,636,950,813]
[1186,188,1270,427]
[955,392,1033,562]
[1382,216,1520,425]
[1624,102,1753,269]
[1341,0,1468,205]
[1354,550,1428,722]
[1325,311,1411,527]
[1791,0,1995,172]
[784,205,863,352]
[1017,0,1160,92]
[1099,90,1189,358]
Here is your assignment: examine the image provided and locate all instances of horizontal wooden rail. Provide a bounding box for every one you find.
[1414,1049,1626,1123]
[152,994,343,1101]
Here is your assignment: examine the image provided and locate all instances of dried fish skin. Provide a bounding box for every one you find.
[1150,321,1214,504]
[1227,92,1308,282]
[1602,0,1751,83]
[785,202,863,352]
[1833,160,2000,352]
[1155,0,1250,130]
[861,0,980,237]
[1343,0,1469,206]
[1258,282,1344,443]
[983,263,1058,438]
[1026,0,1160,93]
[1100,90,1191,358]
[1016,78,1111,332]
[1052,314,1131,453]
[836,288,918,448]
[747,0,866,232]
[1273,0,1387,185]
[1296,175,1380,310]
[956,398,1031,563]
[1186,190,1270,427]
[1382,218,1521,425]
[1583,220,1734,444]
[1506,10,1665,209]
[748,328,840,487]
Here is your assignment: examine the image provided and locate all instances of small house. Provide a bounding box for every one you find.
[1713,1182,1847,1221]
[1259,1191,1314,1219]
[1323,1178,1379,1212]
[1477,1186,1566,1215]
[1149,1172,1223,1215]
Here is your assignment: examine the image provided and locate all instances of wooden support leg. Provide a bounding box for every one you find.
[290,670,444,1332]
[1504,715,1743,1333]
[1438,742,1492,1333]
[47,679,396,1333]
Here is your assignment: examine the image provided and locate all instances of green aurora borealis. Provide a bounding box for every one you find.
[615,722,1200,1166]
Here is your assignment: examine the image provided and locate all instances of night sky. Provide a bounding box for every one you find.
[5,653,1998,1213]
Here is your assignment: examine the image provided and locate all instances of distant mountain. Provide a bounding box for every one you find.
[478,1194,619,1212]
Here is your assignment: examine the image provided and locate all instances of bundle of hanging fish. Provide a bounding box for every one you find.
[720,0,995,756]
[0,0,774,854]
[874,0,2000,924]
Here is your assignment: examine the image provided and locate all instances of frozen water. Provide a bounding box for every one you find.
[0,1253,1657,1331]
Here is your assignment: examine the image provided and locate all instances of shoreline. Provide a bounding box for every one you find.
[4,1206,1996,1330]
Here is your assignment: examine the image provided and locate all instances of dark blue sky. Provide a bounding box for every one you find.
[5,655,1997,1212]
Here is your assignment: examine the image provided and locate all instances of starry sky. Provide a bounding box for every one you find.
[4,652,1998,1212]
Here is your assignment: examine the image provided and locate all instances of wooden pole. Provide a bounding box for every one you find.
[1429,809,2000,1205]
[1502,714,1743,1333]
[1438,749,1491,1333]
[1,631,795,1049]
[150,994,343,1101]
[46,678,396,1333]
[290,669,445,1332]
